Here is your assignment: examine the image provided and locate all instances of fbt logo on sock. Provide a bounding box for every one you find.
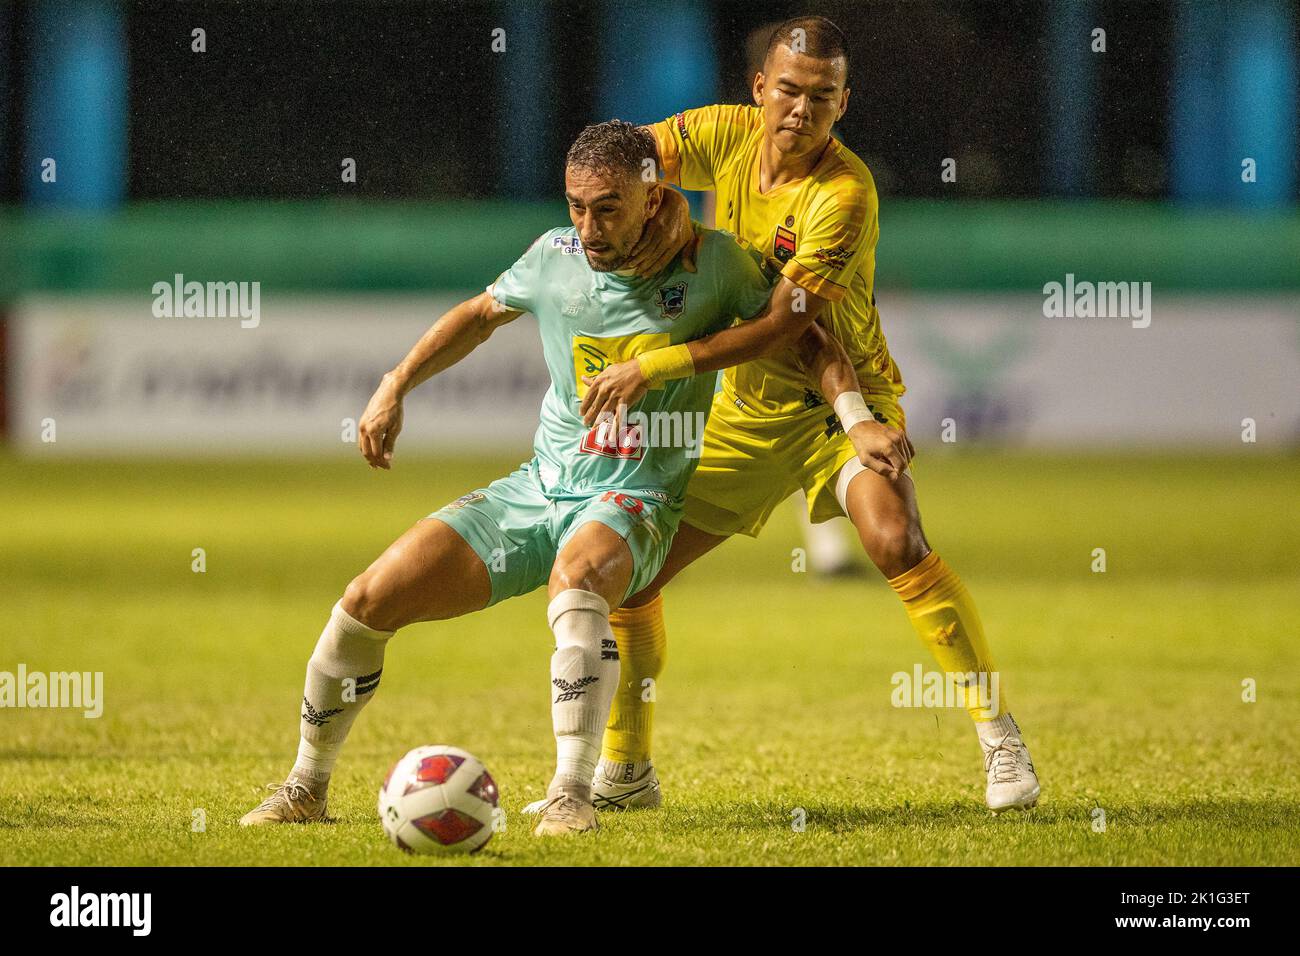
[890,664,1001,718]
[50,886,152,936]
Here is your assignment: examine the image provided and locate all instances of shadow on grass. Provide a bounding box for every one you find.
[659,796,1300,834]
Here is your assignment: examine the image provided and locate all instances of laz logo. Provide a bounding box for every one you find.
[774,226,797,263]
[580,420,644,460]
[656,282,687,318]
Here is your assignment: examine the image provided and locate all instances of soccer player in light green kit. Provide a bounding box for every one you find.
[239,121,854,837]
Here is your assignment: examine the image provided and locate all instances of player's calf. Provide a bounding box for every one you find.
[534,588,619,836]
[533,524,631,835]
[239,598,393,825]
[840,466,929,580]
[240,519,491,826]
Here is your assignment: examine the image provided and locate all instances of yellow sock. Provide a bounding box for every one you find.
[888,551,1007,723]
[600,594,667,763]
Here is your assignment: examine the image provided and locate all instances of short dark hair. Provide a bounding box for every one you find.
[764,15,850,79]
[565,120,656,180]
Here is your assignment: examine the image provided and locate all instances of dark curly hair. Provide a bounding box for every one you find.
[565,120,657,181]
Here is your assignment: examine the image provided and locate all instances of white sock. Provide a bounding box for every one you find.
[290,600,394,788]
[976,713,1022,748]
[546,589,619,801]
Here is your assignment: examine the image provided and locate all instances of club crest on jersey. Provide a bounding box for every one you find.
[774,226,797,263]
[656,282,688,319]
[551,235,584,255]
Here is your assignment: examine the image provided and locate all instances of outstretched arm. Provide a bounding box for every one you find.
[579,276,821,425]
[359,291,523,469]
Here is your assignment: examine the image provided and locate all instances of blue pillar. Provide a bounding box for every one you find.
[1045,0,1100,196]
[1170,0,1222,203]
[24,0,128,210]
[596,0,717,126]
[1172,0,1297,207]
[1224,1,1297,207]
[498,1,552,199]
[595,1,717,216]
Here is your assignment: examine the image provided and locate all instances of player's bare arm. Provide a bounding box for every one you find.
[795,320,914,480]
[358,291,523,469]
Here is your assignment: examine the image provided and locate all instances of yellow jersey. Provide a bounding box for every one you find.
[651,104,903,420]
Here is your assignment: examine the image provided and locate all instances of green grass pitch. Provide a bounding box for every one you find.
[1,450,1297,866]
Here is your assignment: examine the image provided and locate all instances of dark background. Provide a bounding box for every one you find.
[4,0,1261,204]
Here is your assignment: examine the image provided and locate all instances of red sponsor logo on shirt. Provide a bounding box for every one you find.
[580,419,644,460]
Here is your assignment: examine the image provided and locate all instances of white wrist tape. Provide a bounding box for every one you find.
[833,391,874,431]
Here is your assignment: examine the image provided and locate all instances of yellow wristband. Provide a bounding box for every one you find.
[636,344,695,387]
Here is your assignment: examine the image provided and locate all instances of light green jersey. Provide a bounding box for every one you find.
[488,225,770,504]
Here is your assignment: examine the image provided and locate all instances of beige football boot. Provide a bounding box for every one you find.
[531,789,599,836]
[239,779,329,826]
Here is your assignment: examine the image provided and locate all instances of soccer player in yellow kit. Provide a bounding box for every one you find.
[576,16,1040,814]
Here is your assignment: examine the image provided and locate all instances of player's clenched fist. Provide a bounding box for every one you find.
[358,373,405,470]
[847,420,914,481]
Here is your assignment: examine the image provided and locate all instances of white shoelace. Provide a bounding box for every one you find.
[983,733,1025,784]
[255,780,316,811]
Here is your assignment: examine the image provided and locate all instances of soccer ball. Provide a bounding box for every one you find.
[377,745,500,854]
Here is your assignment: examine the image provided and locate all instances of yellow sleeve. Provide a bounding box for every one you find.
[781,177,877,303]
[649,104,762,191]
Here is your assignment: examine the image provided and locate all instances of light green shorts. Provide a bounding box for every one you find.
[428,460,680,608]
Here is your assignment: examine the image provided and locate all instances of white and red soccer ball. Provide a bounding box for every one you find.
[378,745,499,854]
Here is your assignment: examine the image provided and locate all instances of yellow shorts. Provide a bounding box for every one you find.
[683,389,908,538]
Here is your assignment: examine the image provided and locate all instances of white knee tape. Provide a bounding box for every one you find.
[833,458,914,519]
[834,457,868,517]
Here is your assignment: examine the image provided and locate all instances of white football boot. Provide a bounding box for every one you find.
[532,790,598,836]
[982,728,1041,813]
[239,779,329,826]
[592,762,662,810]
[521,762,662,815]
